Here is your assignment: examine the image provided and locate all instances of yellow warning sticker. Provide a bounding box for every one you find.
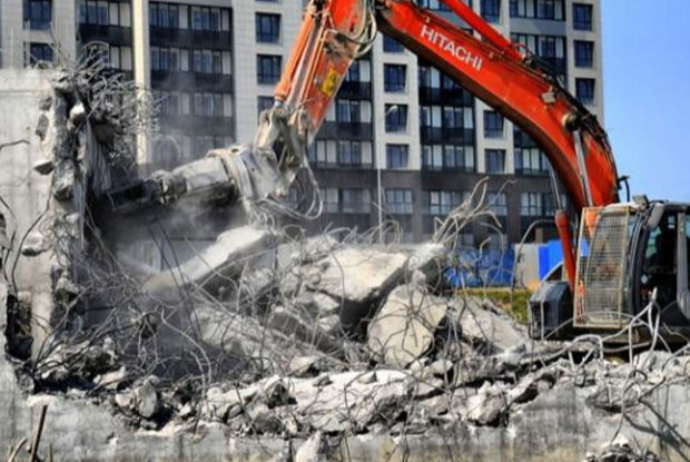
[320,68,339,97]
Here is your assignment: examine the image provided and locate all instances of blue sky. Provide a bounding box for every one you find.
[602,1,690,201]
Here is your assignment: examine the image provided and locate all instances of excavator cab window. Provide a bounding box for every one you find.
[640,215,677,311]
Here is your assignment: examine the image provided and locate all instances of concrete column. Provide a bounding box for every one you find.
[132,0,151,174]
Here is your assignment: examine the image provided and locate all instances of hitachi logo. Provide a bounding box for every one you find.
[420,25,483,71]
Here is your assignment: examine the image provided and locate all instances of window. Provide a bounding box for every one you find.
[193,50,220,74]
[485,149,506,174]
[386,144,409,169]
[255,13,280,43]
[488,193,507,216]
[80,0,111,25]
[515,147,548,175]
[576,78,596,105]
[342,189,371,214]
[510,0,564,20]
[321,188,339,213]
[25,0,52,29]
[383,36,404,53]
[511,33,566,79]
[150,2,179,28]
[336,100,361,123]
[337,140,363,166]
[416,0,452,11]
[385,104,408,133]
[543,192,567,216]
[484,111,504,138]
[423,190,468,215]
[481,0,501,23]
[443,106,465,129]
[573,3,593,30]
[257,55,282,84]
[191,6,220,31]
[310,140,372,167]
[151,47,180,72]
[257,96,274,119]
[27,43,53,67]
[386,189,414,215]
[521,192,543,217]
[384,64,406,93]
[423,145,475,172]
[575,40,594,68]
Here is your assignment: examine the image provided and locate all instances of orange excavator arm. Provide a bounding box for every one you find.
[271,0,621,285]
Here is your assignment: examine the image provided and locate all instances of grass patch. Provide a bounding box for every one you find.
[458,288,533,323]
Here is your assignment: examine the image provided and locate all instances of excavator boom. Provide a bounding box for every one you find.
[275,0,619,212]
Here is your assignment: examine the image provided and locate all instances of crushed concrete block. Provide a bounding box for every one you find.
[367,285,449,368]
[295,432,327,462]
[69,102,86,126]
[316,314,341,337]
[304,247,407,332]
[135,377,160,419]
[464,383,506,426]
[403,243,447,286]
[114,391,135,412]
[143,225,273,293]
[453,298,528,352]
[94,366,128,390]
[20,231,49,257]
[267,305,342,355]
[247,402,286,434]
[52,159,76,200]
[204,385,257,422]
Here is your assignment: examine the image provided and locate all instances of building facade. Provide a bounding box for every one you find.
[0,0,604,248]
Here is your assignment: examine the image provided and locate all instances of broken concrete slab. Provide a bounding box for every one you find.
[453,297,528,352]
[143,225,275,294]
[464,383,506,426]
[367,284,449,368]
[401,242,447,287]
[303,247,408,332]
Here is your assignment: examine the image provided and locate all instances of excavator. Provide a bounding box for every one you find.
[107,0,690,343]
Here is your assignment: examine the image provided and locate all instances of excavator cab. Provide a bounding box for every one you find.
[532,201,690,342]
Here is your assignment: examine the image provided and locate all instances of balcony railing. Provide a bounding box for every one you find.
[514,167,549,177]
[513,129,539,148]
[79,24,132,46]
[418,86,473,106]
[158,114,234,136]
[149,27,232,49]
[316,122,373,140]
[310,161,374,170]
[338,81,372,100]
[420,126,475,144]
[151,70,233,92]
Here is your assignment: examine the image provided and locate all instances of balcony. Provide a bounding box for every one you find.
[319,213,372,231]
[151,70,233,92]
[513,129,539,148]
[158,114,234,137]
[310,161,373,170]
[420,127,475,144]
[419,86,473,106]
[149,27,232,49]
[338,81,372,100]
[514,168,549,177]
[316,122,373,140]
[79,24,132,46]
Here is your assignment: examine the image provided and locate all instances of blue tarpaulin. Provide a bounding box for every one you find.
[538,240,564,280]
[444,248,515,288]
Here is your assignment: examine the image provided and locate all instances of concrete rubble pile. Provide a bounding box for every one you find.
[3,68,690,461]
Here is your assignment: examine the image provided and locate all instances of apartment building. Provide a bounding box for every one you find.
[0,0,604,248]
